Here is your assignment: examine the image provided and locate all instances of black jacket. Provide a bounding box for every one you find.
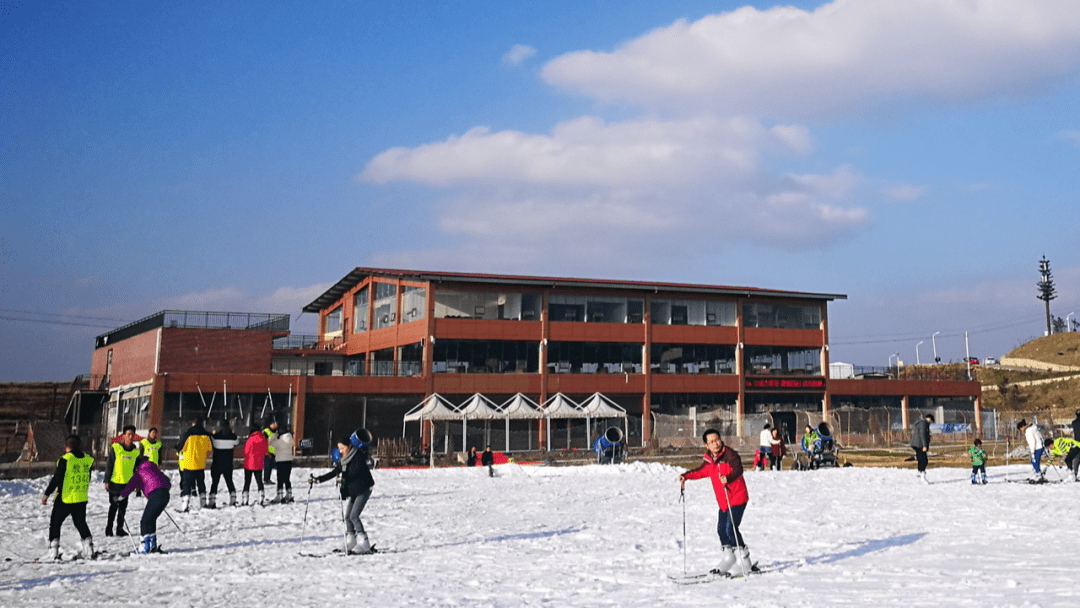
[480,450,494,466]
[315,445,374,498]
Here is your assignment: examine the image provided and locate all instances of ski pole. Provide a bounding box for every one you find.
[340,497,350,554]
[120,521,139,553]
[298,478,314,553]
[163,508,188,539]
[680,486,687,576]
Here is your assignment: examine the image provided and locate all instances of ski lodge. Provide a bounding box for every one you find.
[84,268,983,459]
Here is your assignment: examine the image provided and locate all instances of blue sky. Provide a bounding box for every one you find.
[2,0,1079,381]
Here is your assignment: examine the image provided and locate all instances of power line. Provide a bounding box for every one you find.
[0,308,130,323]
[0,315,120,330]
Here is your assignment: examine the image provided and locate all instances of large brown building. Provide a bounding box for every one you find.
[88,268,981,457]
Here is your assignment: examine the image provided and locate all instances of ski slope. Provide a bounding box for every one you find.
[1,461,1077,607]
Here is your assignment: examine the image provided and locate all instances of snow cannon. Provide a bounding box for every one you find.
[593,427,625,464]
[351,428,373,448]
[813,422,839,468]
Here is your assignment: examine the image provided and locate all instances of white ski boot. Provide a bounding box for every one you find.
[241,491,249,506]
[207,494,217,509]
[79,537,96,560]
[179,496,191,513]
[710,546,736,575]
[729,546,755,577]
[45,539,61,561]
[229,491,238,506]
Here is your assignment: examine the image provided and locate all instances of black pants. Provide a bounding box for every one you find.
[180,469,206,497]
[243,469,265,493]
[210,463,236,495]
[49,500,92,541]
[141,489,170,536]
[913,447,928,473]
[263,453,276,483]
[106,482,128,532]
[1065,447,1080,478]
[275,461,292,491]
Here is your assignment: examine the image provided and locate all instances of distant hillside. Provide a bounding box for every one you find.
[1004,332,1080,369]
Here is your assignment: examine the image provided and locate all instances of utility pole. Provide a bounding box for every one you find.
[1037,256,1056,336]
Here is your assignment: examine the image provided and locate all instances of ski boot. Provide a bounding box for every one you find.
[229,491,238,507]
[259,490,265,506]
[283,489,294,504]
[79,537,97,560]
[241,491,249,506]
[710,546,736,575]
[132,535,152,555]
[45,539,61,562]
[207,494,217,509]
[179,496,191,513]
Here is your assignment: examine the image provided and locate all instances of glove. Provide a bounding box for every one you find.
[109,493,121,505]
[308,475,317,484]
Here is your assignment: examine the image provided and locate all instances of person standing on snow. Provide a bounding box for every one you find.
[242,424,268,505]
[769,427,786,471]
[1071,410,1080,442]
[678,429,755,577]
[208,420,239,508]
[119,454,171,554]
[755,423,772,470]
[968,438,988,485]
[910,414,933,483]
[41,435,96,561]
[139,427,162,466]
[1043,436,1080,482]
[311,429,376,555]
[481,445,495,477]
[268,424,295,503]
[262,418,278,486]
[104,425,140,536]
[1018,419,1045,481]
[176,416,213,511]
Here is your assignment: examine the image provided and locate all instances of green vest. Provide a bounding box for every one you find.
[140,438,162,465]
[60,452,93,504]
[110,442,139,484]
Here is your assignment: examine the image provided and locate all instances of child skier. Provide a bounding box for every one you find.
[311,429,376,554]
[119,455,171,554]
[968,438,988,485]
[41,435,96,561]
[209,420,239,508]
[242,425,268,505]
[678,428,755,577]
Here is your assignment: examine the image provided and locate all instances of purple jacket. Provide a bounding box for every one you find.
[120,460,172,498]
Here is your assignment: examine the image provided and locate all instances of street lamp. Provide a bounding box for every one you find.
[932,331,940,363]
[916,341,924,365]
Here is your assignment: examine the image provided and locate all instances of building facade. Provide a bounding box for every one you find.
[88,268,981,456]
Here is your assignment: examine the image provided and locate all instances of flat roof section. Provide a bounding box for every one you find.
[303,267,847,314]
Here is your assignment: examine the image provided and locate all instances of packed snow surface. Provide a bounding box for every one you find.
[1,462,1078,607]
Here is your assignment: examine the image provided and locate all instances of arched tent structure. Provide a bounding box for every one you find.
[540,393,586,450]
[578,392,628,448]
[402,394,461,454]
[497,393,542,452]
[458,393,501,451]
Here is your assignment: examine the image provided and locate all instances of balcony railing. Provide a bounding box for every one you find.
[96,310,290,348]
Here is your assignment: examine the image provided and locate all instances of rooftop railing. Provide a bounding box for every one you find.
[96,310,290,348]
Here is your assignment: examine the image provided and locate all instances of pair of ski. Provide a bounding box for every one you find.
[670,565,764,584]
[299,545,397,558]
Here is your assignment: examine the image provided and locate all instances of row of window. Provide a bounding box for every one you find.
[324,340,820,377]
[326,285,823,335]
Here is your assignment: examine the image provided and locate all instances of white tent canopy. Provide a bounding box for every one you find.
[403,393,460,423]
[498,393,543,419]
[577,392,629,455]
[459,393,501,420]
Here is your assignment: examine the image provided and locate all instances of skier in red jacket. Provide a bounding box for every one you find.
[242,426,268,506]
[679,428,755,576]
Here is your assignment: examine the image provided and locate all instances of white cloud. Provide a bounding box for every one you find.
[881,184,926,202]
[1054,130,1080,145]
[502,44,537,66]
[540,0,1080,118]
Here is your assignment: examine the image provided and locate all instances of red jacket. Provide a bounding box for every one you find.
[243,431,268,471]
[683,445,748,511]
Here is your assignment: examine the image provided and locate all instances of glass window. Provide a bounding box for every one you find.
[431,339,540,373]
[373,283,397,330]
[742,302,821,329]
[353,286,369,333]
[649,343,737,374]
[325,306,342,334]
[651,299,707,325]
[744,346,821,375]
[400,285,426,324]
[548,295,587,322]
[434,290,541,321]
[706,301,737,326]
[546,342,643,374]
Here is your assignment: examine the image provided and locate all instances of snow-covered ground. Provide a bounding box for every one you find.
[1,461,1077,607]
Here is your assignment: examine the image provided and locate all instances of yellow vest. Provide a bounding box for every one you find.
[140,438,162,465]
[60,452,93,504]
[110,442,139,484]
[263,428,276,455]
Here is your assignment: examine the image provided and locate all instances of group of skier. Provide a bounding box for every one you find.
[39,415,358,561]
